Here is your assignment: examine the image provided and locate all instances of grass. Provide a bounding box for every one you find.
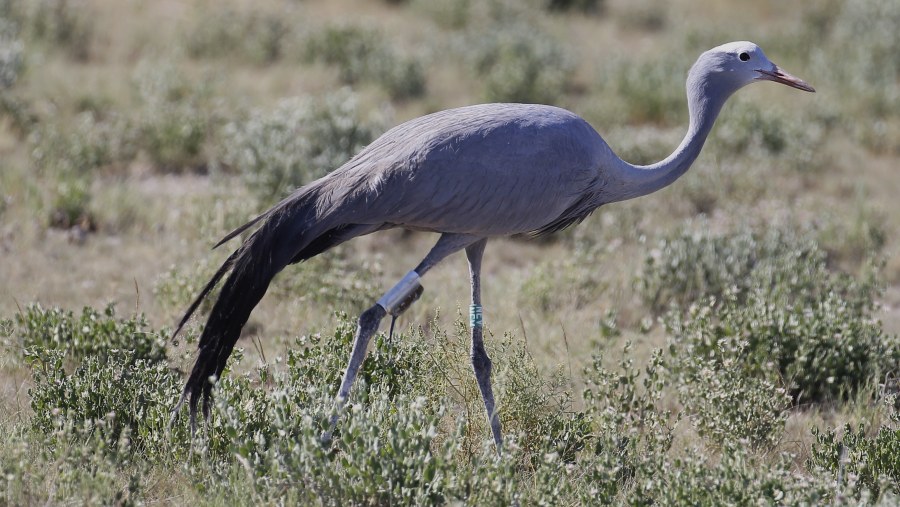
[0,0,899,504]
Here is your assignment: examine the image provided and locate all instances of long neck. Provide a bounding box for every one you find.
[605,74,732,202]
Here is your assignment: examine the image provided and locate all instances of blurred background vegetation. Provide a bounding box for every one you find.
[0,0,898,504]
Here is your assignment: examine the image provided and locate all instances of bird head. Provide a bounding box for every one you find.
[690,41,815,96]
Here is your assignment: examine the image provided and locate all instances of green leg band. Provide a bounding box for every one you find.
[470,304,483,328]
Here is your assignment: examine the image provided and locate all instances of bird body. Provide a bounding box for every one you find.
[172,41,815,451]
[280,103,611,237]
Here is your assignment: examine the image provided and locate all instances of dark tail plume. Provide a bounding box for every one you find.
[172,195,321,429]
[171,188,385,430]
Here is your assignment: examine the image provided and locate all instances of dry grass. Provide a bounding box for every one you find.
[1,0,898,503]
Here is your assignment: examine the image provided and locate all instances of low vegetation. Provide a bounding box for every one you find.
[3,222,898,503]
[1,0,898,504]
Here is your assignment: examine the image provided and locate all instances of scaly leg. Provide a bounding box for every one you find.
[466,239,502,453]
[322,233,482,443]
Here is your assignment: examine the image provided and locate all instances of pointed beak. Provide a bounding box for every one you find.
[756,65,816,92]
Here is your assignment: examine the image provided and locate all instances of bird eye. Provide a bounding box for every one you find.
[739,52,750,62]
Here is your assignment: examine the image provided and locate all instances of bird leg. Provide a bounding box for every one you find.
[322,303,387,443]
[322,233,481,444]
[466,239,503,453]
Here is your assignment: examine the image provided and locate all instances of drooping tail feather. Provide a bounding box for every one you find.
[170,248,241,341]
[171,186,385,430]
[172,192,322,429]
[176,227,287,428]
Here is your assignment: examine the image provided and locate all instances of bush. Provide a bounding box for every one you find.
[4,303,167,364]
[17,0,94,60]
[47,174,94,230]
[28,350,185,462]
[644,225,897,404]
[183,7,289,65]
[303,25,426,100]
[810,424,900,500]
[544,0,603,14]
[284,314,435,406]
[812,0,900,152]
[131,60,214,172]
[615,0,667,31]
[492,334,591,463]
[667,286,899,404]
[153,257,222,322]
[8,301,890,505]
[220,89,384,201]
[0,415,145,505]
[29,112,136,176]
[711,100,826,172]
[411,0,470,29]
[669,303,791,448]
[468,23,574,104]
[0,16,22,89]
[638,444,837,505]
[578,345,676,504]
[606,55,688,126]
[825,0,900,114]
[637,226,877,314]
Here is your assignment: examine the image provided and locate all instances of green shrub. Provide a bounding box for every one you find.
[29,112,136,176]
[220,89,384,201]
[285,314,435,405]
[544,0,603,14]
[667,287,899,404]
[818,196,888,266]
[825,0,900,114]
[175,319,463,504]
[131,60,213,172]
[26,105,136,231]
[0,415,144,505]
[303,25,426,100]
[712,100,826,172]
[578,345,676,504]
[468,23,573,104]
[192,317,591,505]
[8,302,888,505]
[637,226,877,314]
[0,93,37,135]
[645,225,896,404]
[28,350,185,462]
[615,0,667,31]
[606,55,688,126]
[5,303,167,364]
[810,424,900,500]
[183,7,289,65]
[264,391,458,506]
[637,445,837,505]
[812,0,900,152]
[0,16,22,89]
[491,334,591,463]
[669,303,791,448]
[47,174,93,229]
[16,0,94,60]
[411,0,470,29]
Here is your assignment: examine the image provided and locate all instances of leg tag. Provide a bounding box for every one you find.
[470,304,483,328]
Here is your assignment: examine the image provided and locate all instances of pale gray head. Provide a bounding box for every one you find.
[620,41,815,199]
[688,41,815,98]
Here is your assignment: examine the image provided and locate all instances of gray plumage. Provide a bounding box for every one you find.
[171,41,814,451]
